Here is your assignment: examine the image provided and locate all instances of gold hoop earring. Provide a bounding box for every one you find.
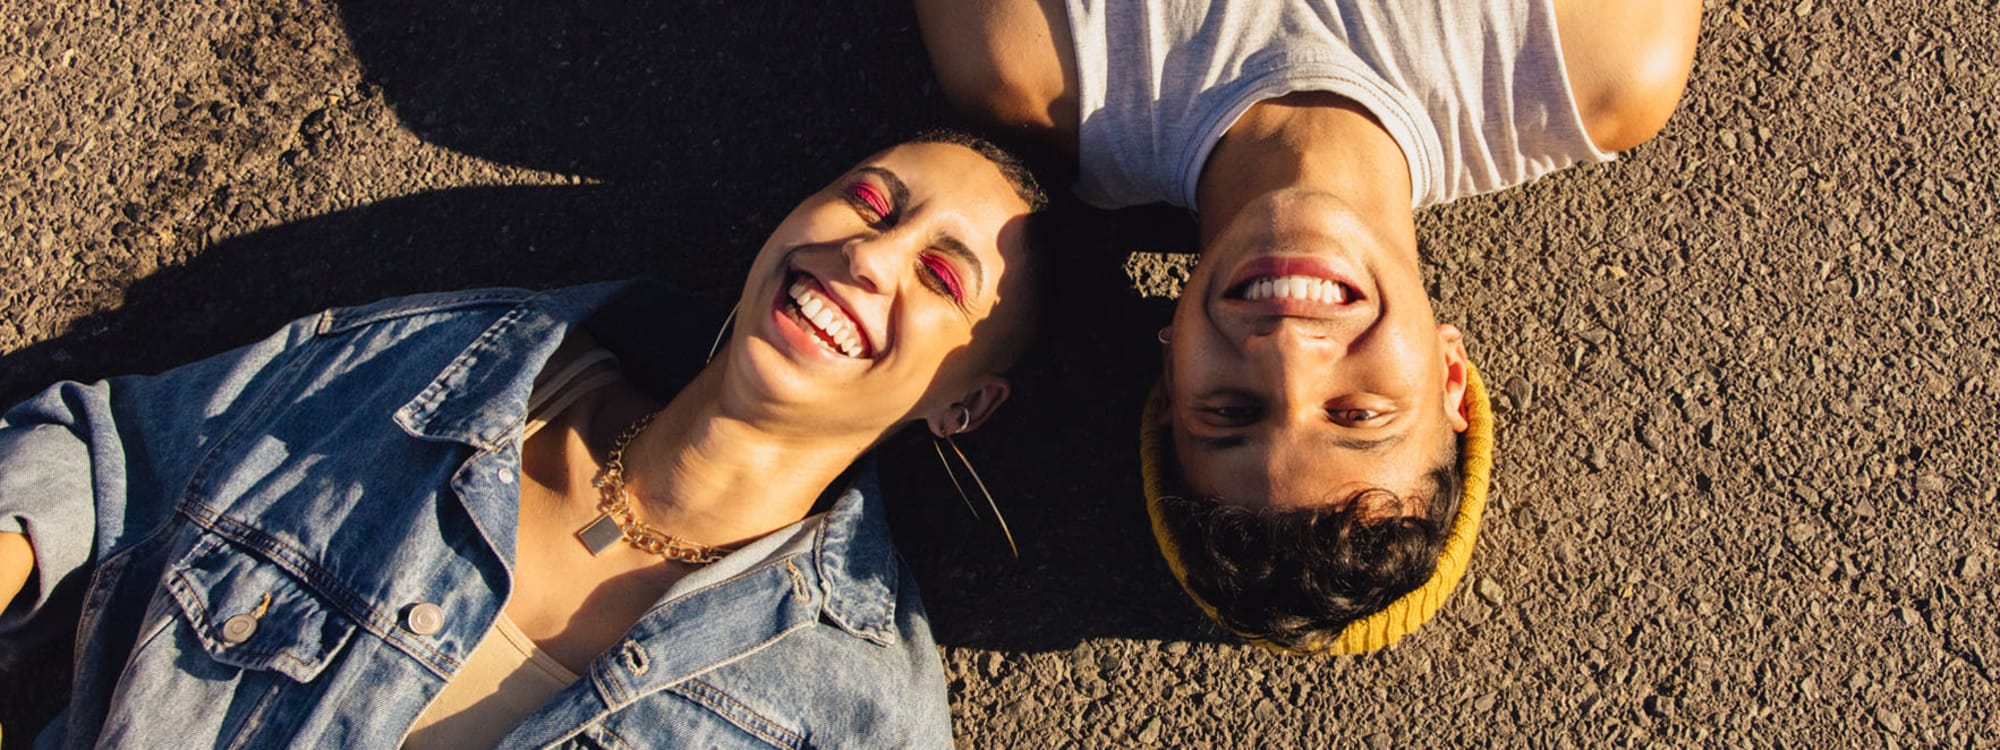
[933,406,1017,557]
[706,306,739,363]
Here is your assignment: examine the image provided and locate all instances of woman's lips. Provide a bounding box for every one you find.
[778,273,874,359]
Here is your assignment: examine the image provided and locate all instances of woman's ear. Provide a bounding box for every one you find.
[925,376,1012,437]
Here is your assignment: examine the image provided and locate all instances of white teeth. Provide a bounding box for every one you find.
[1244,275,1350,304]
[787,278,867,357]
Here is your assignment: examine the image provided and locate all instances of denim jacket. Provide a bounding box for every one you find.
[0,283,953,749]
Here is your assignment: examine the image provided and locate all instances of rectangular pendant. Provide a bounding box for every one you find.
[576,513,624,555]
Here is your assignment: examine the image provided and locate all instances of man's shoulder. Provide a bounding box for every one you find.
[1553,0,1702,151]
[916,0,1080,144]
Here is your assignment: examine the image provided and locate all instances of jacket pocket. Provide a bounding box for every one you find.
[162,534,358,683]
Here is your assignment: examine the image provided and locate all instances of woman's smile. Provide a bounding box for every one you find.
[783,273,875,359]
[769,270,879,363]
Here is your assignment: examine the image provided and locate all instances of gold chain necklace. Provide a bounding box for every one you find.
[573,410,735,564]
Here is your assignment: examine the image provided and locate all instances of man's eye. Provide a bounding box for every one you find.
[1205,405,1260,426]
[1331,408,1381,424]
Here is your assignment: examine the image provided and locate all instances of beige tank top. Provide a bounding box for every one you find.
[401,347,623,750]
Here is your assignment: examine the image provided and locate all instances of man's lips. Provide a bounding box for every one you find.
[778,272,875,359]
[1219,256,1365,319]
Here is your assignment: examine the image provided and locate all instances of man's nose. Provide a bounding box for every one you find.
[1245,319,1343,357]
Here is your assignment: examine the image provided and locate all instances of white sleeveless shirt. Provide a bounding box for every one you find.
[1065,0,1613,211]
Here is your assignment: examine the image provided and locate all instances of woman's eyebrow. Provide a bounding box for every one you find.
[854,166,910,215]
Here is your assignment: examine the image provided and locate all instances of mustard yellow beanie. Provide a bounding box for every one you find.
[1139,361,1494,654]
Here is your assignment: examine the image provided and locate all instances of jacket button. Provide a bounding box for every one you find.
[405,602,446,635]
[220,614,259,644]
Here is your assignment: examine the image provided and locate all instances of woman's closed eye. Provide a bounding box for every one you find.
[846,181,894,224]
[918,253,967,306]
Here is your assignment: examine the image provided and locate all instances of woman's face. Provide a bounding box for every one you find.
[725,141,1035,435]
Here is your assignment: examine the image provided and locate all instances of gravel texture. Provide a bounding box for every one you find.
[3,0,1996,746]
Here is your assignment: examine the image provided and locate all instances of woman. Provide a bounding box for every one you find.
[916,0,1698,652]
[0,132,1045,747]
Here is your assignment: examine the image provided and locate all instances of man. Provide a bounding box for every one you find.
[917,0,1699,651]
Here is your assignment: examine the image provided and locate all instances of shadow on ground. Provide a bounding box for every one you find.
[0,6,1229,737]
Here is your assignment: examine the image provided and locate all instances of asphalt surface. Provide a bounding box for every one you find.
[2,0,1996,746]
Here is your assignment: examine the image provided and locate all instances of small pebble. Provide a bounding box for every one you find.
[1875,707,1905,734]
[1644,695,1675,718]
[1137,717,1162,744]
[1895,606,1920,628]
[1637,420,1664,452]
[1786,523,1816,544]
[1476,577,1506,607]
[1504,375,1533,411]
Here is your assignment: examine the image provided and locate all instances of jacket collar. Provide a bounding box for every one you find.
[393,281,633,450]
[809,463,901,642]
[579,463,906,709]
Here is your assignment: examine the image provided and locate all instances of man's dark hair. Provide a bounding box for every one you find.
[909,129,1049,211]
[1155,437,1465,652]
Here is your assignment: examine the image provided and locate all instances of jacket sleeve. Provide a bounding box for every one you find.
[0,312,326,639]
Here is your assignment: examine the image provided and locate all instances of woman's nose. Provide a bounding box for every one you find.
[841,232,909,295]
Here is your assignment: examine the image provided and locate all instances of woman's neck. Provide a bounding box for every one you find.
[1195,91,1415,247]
[602,363,878,549]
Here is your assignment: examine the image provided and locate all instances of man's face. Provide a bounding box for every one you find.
[727,141,1036,435]
[1165,189,1468,509]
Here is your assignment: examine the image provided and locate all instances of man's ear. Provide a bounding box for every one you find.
[925,376,1012,437]
[1439,324,1471,433]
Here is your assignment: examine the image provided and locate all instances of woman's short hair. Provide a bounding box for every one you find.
[909,129,1048,211]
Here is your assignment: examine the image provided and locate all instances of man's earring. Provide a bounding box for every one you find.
[1157,327,1173,345]
[706,305,739,363]
[933,404,1018,557]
